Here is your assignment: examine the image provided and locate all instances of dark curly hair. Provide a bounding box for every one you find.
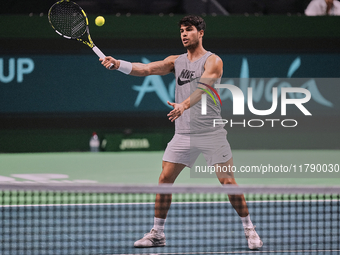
[179,15,206,31]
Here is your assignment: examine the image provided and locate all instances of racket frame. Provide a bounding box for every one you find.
[48,0,108,61]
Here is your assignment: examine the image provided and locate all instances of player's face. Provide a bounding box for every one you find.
[180,25,203,50]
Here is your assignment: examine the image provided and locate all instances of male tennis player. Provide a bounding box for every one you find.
[100,15,263,250]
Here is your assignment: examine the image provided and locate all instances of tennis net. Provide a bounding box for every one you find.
[1,184,339,254]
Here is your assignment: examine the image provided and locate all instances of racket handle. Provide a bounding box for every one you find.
[93,46,114,68]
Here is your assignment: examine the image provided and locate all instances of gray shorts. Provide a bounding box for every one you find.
[162,128,232,168]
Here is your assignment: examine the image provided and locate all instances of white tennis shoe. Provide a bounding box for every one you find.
[134,229,166,248]
[244,226,263,250]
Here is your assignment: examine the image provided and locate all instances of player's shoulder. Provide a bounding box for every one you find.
[164,55,181,73]
[207,53,222,63]
[205,53,223,68]
[164,55,181,63]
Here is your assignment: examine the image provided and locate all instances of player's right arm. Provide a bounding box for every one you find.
[100,55,178,76]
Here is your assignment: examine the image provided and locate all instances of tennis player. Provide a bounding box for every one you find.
[100,15,263,250]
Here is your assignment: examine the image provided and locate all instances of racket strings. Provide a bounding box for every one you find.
[49,1,87,38]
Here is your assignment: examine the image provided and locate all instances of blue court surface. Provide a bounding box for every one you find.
[1,199,339,255]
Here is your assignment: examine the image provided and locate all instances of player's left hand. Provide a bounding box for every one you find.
[167,101,185,122]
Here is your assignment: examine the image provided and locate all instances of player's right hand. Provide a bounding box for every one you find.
[100,56,117,70]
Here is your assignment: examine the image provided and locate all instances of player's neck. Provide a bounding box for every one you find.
[186,45,207,62]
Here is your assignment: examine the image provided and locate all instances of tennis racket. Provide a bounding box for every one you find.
[48,0,113,67]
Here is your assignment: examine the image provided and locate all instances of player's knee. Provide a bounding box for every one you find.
[158,173,175,184]
[220,178,237,185]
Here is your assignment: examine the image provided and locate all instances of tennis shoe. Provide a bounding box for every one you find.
[134,228,166,248]
[244,226,263,250]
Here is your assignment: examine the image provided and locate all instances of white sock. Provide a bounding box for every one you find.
[240,214,254,229]
[153,217,166,233]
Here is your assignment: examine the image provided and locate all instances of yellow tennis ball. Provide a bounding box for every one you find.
[95,16,105,26]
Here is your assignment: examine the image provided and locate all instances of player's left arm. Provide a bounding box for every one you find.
[167,54,223,122]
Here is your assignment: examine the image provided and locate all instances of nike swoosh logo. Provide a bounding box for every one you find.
[177,77,191,86]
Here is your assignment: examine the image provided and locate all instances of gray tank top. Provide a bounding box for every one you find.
[173,51,223,134]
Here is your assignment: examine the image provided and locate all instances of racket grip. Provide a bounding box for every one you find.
[93,46,114,68]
